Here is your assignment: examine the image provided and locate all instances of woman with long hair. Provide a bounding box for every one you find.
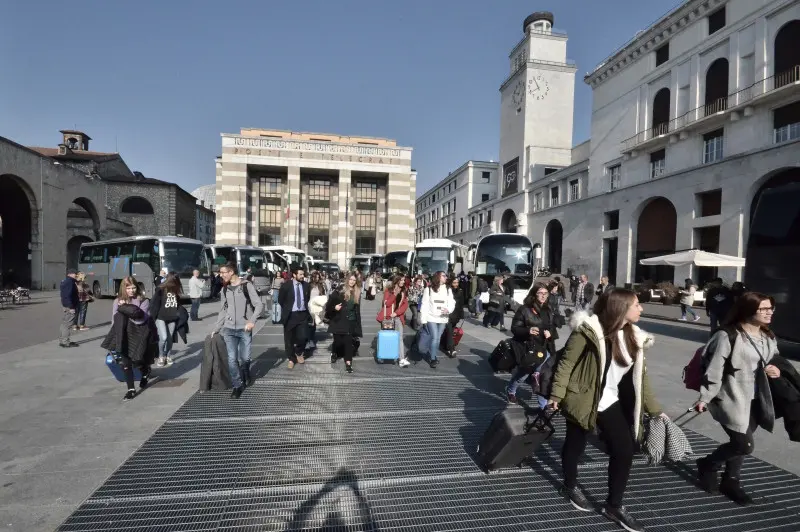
[482,275,507,331]
[548,288,664,532]
[679,278,700,322]
[407,275,426,330]
[507,282,557,407]
[307,271,327,350]
[75,271,94,330]
[103,277,156,401]
[326,272,363,373]
[150,272,183,367]
[443,275,465,358]
[695,292,782,505]
[418,271,455,368]
[379,275,410,367]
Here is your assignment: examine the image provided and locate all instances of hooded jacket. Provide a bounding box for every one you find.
[213,280,264,333]
[549,311,661,441]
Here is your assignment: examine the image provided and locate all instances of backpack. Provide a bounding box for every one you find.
[683,329,736,391]
[222,281,256,319]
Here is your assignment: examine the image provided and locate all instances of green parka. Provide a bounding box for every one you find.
[549,312,662,442]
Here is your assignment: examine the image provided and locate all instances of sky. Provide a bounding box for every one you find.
[1,0,680,196]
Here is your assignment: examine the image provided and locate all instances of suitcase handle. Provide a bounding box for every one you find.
[523,406,559,434]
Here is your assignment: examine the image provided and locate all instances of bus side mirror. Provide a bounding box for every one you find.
[406,251,413,264]
[449,251,455,264]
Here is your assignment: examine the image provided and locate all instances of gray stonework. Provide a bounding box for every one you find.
[104,181,197,238]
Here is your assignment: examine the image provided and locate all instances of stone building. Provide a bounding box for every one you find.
[216,128,415,265]
[195,200,216,244]
[417,2,800,288]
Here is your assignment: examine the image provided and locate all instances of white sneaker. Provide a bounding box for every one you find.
[679,317,687,321]
[694,315,701,322]
[399,358,411,368]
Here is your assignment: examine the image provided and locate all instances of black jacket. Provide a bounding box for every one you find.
[324,291,363,338]
[580,282,595,304]
[101,304,157,365]
[705,284,733,317]
[510,305,557,357]
[449,288,465,324]
[199,334,231,391]
[278,279,311,325]
[769,354,800,442]
[60,277,78,309]
[171,306,190,345]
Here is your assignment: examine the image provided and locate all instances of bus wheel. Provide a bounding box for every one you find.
[93,281,101,299]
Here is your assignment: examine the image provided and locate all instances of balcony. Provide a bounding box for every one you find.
[622,65,800,153]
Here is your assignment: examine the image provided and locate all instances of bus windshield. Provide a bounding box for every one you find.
[350,258,370,274]
[384,251,409,274]
[476,236,532,276]
[161,242,205,277]
[239,249,267,275]
[283,252,305,266]
[413,249,449,275]
[745,183,800,343]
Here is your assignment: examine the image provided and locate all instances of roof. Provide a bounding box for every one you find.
[102,174,174,186]
[83,235,204,246]
[415,238,466,249]
[29,146,121,162]
[59,129,92,139]
[523,11,554,30]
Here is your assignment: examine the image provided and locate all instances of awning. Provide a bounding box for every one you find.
[638,250,745,267]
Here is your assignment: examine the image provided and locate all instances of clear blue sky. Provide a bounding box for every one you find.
[1,1,677,196]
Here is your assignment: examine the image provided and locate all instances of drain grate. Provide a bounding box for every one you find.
[57,299,800,531]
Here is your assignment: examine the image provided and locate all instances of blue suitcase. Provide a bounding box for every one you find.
[106,352,142,382]
[376,330,401,363]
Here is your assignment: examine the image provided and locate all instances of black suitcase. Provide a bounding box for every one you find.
[477,407,557,472]
[489,340,516,373]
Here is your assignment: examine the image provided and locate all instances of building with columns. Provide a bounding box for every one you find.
[418,1,800,289]
[216,128,415,266]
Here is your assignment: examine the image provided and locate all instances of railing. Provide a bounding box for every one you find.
[774,122,800,144]
[622,65,800,152]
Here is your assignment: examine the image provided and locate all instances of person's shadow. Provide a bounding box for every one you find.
[284,467,379,531]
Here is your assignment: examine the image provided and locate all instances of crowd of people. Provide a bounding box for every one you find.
[59,262,797,532]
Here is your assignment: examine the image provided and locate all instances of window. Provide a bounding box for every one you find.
[655,43,669,67]
[259,233,281,246]
[355,236,376,255]
[259,177,282,198]
[569,180,579,201]
[482,193,490,202]
[479,213,484,226]
[697,189,722,217]
[356,210,376,231]
[774,101,800,143]
[703,129,724,164]
[471,216,476,229]
[308,207,329,229]
[605,210,620,231]
[708,7,725,35]
[355,181,377,203]
[308,179,331,201]
[544,167,559,176]
[452,199,456,212]
[550,187,559,207]
[609,165,621,191]
[487,210,492,225]
[650,149,666,179]
[534,192,543,211]
[482,171,491,182]
[120,196,154,215]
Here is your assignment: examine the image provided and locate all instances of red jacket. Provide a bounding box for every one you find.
[377,290,409,326]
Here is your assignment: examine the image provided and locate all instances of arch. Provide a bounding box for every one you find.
[545,219,563,273]
[120,196,155,215]
[652,88,671,135]
[0,174,36,288]
[775,20,800,84]
[749,166,800,225]
[67,235,93,270]
[500,209,518,233]
[635,197,677,283]
[704,58,729,115]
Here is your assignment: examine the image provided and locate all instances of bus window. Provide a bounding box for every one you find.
[118,243,134,259]
[204,248,215,273]
[133,239,160,273]
[79,245,94,264]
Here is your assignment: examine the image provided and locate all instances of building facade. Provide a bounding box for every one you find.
[414,161,499,245]
[195,201,216,244]
[417,2,800,288]
[216,128,415,266]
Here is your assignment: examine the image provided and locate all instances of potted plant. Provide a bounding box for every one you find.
[656,281,680,305]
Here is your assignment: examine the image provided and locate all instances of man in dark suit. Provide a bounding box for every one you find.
[278,264,311,369]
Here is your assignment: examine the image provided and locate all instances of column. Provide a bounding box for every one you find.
[386,172,413,252]
[286,166,300,248]
[376,183,387,254]
[299,177,309,254]
[329,179,340,261]
[218,161,247,244]
[335,169,352,268]
[247,177,258,246]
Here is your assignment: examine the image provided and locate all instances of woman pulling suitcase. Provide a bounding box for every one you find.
[325,273,363,373]
[548,288,666,532]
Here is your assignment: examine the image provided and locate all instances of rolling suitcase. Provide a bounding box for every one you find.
[489,340,516,373]
[477,406,558,472]
[106,352,142,382]
[439,322,464,351]
[376,330,401,363]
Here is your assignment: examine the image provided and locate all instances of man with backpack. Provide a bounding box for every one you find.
[212,262,263,399]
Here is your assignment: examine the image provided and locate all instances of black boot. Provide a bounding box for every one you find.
[240,361,252,387]
[720,475,753,505]
[696,457,720,494]
[231,386,243,399]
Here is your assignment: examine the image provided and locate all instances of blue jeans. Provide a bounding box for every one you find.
[681,304,697,320]
[155,319,174,358]
[272,291,281,323]
[507,350,550,408]
[77,301,89,326]
[190,298,201,320]
[422,322,446,361]
[473,294,484,314]
[221,327,252,388]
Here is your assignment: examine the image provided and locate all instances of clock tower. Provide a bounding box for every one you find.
[498,12,576,200]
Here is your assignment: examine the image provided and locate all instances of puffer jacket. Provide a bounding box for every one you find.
[549,311,662,442]
[510,304,557,356]
[487,284,505,310]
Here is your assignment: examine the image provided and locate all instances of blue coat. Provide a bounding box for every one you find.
[60,277,78,309]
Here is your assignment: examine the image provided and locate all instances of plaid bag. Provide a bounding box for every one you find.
[377,303,396,330]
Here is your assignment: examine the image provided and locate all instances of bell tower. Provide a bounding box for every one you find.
[498,11,576,197]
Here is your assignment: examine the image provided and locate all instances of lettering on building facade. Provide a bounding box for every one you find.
[232,137,405,158]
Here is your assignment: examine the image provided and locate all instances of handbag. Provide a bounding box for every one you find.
[479,292,490,304]
[377,302,396,330]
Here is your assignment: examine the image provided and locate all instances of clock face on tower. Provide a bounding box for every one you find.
[511,80,525,107]
[528,74,550,101]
